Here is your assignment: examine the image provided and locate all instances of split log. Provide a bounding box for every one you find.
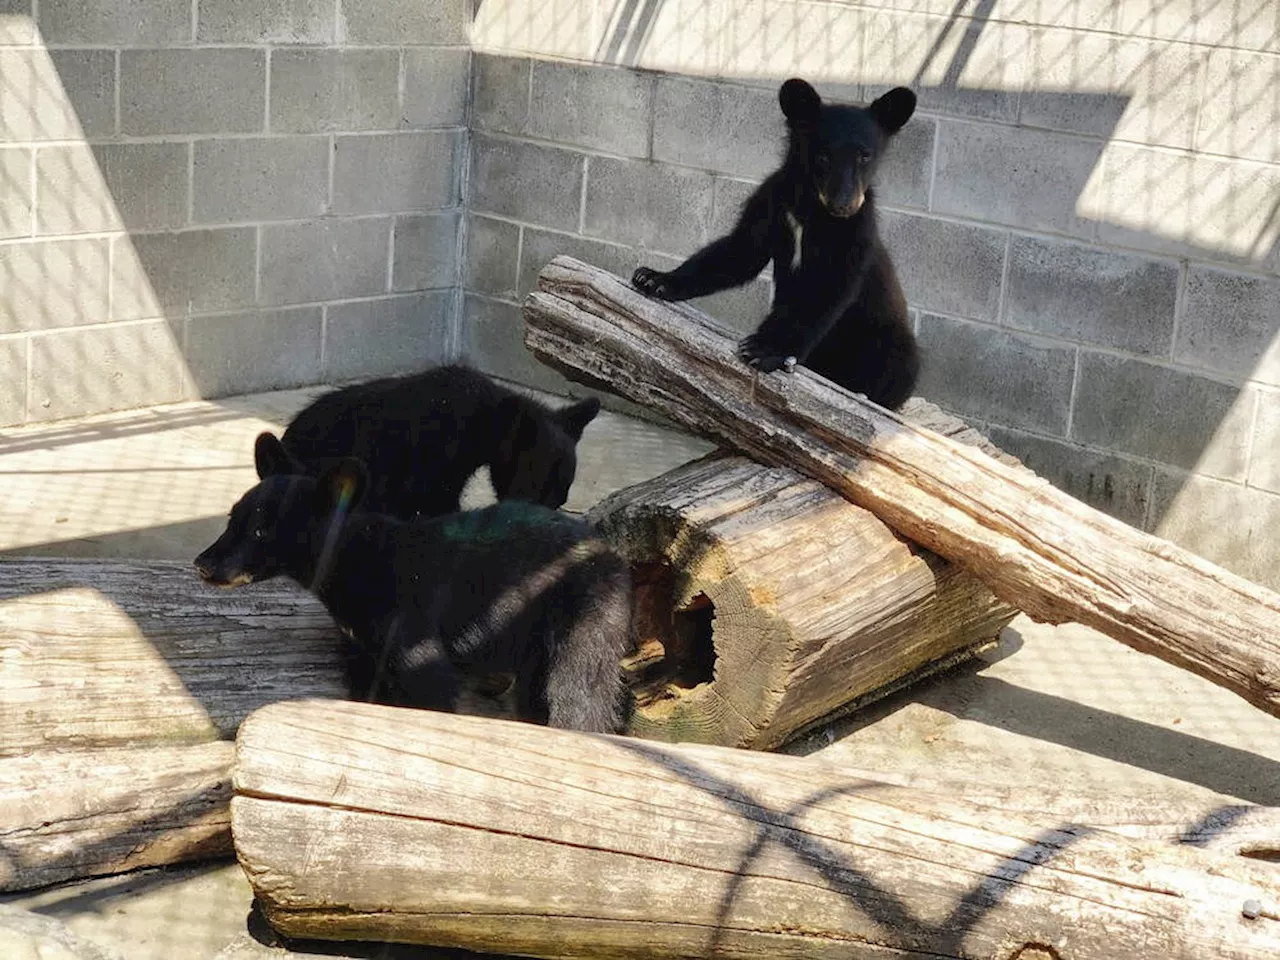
[522,256,1280,718]
[0,557,344,754]
[233,700,1280,959]
[0,742,233,891]
[598,453,1018,749]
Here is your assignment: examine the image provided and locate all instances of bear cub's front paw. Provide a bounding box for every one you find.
[632,266,677,300]
[736,333,795,374]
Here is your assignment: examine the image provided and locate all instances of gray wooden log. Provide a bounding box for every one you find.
[232,700,1280,959]
[0,742,234,891]
[0,557,345,754]
[521,256,1280,719]
[595,453,1019,749]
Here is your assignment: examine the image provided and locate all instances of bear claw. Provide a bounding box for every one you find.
[632,266,673,299]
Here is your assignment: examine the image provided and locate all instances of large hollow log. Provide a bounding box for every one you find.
[232,700,1280,959]
[522,256,1280,719]
[599,453,1019,749]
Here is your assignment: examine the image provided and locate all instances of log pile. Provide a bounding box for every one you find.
[523,256,1280,719]
[232,700,1280,959]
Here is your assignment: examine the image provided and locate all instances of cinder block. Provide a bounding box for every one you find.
[471,54,530,134]
[39,0,190,44]
[465,214,520,299]
[197,0,334,43]
[862,12,1027,123]
[259,217,390,306]
[331,132,459,215]
[916,314,1076,435]
[1003,235,1177,356]
[0,50,114,141]
[692,278,771,336]
[653,77,783,179]
[462,293,567,395]
[121,49,264,136]
[1249,391,1280,494]
[985,425,1154,529]
[36,143,188,235]
[583,156,714,256]
[324,292,451,381]
[1089,144,1280,264]
[112,227,256,320]
[1178,266,1280,386]
[269,49,399,134]
[0,337,24,425]
[879,211,1005,322]
[0,237,109,333]
[527,60,652,158]
[518,227,639,299]
[1150,470,1280,592]
[0,147,30,239]
[877,115,933,210]
[469,134,583,232]
[0,50,111,140]
[1197,49,1280,164]
[402,48,469,128]
[28,320,185,422]
[470,0,597,62]
[1072,352,1254,480]
[0,0,34,45]
[1022,34,1198,150]
[336,0,467,44]
[193,137,328,224]
[933,121,1102,239]
[709,176,758,239]
[722,1,862,87]
[392,212,458,291]
[185,306,322,397]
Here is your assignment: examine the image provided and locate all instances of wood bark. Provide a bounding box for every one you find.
[595,453,1018,749]
[0,557,346,755]
[522,256,1280,719]
[232,700,1280,960]
[0,742,234,891]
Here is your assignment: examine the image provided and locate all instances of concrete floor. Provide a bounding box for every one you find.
[2,385,1278,959]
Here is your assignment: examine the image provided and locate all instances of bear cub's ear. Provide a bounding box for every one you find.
[868,86,917,135]
[779,78,822,128]
[314,457,369,514]
[254,431,298,480]
[558,396,601,441]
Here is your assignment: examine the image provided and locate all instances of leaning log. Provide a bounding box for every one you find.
[233,700,1280,959]
[598,453,1018,749]
[522,256,1280,718]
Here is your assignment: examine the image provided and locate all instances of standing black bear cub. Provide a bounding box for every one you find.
[633,79,919,411]
[193,444,633,734]
[269,364,600,519]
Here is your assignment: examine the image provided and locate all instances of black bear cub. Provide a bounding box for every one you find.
[633,79,920,411]
[193,439,633,734]
[268,364,601,519]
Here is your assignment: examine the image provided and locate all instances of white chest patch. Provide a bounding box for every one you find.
[785,209,803,271]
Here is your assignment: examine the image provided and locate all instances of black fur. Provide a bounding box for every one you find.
[192,457,633,734]
[632,79,920,411]
[264,364,601,518]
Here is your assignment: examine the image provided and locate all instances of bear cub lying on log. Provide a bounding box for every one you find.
[194,437,633,734]
[633,78,920,411]
[266,364,601,519]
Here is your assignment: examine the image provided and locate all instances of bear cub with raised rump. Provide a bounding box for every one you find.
[193,437,633,734]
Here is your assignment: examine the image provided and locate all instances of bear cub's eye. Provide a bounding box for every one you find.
[253,528,265,540]
[814,153,830,170]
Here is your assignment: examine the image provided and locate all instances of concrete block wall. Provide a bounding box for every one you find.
[0,0,468,425]
[467,1,1280,589]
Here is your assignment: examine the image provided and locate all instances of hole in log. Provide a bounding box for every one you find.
[623,561,717,706]
[1241,848,1280,863]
